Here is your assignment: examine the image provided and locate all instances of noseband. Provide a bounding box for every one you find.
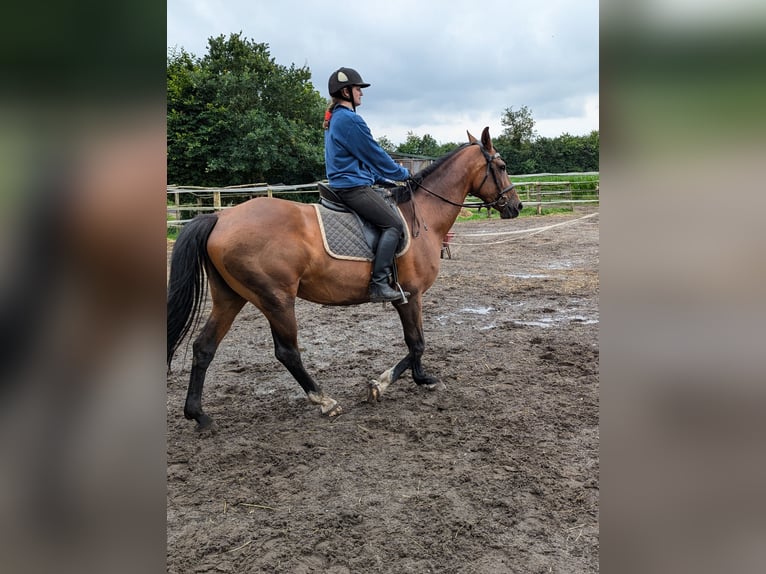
[410,142,515,210]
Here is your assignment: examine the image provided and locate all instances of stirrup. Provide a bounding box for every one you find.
[384,268,409,304]
[394,282,409,305]
[369,281,408,303]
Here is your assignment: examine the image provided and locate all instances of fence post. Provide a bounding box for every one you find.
[213,191,221,211]
[171,190,180,221]
[536,183,542,215]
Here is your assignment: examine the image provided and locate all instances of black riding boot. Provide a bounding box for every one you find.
[369,228,410,303]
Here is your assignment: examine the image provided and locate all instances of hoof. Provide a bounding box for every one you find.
[368,368,393,402]
[308,391,341,416]
[422,381,446,392]
[415,374,441,388]
[368,382,382,403]
[185,406,213,430]
[321,402,343,417]
[195,413,214,431]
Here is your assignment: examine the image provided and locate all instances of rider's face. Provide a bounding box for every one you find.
[350,85,363,107]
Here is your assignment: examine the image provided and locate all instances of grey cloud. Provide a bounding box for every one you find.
[168,0,598,142]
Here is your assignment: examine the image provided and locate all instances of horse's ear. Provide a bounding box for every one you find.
[466,130,478,144]
[481,126,493,150]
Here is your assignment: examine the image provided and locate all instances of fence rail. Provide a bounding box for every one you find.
[513,180,600,215]
[167,176,599,225]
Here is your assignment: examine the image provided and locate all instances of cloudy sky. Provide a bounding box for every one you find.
[167,0,598,145]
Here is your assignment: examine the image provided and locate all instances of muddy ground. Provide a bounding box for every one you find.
[167,207,599,573]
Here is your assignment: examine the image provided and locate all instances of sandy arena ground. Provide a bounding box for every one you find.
[167,207,599,573]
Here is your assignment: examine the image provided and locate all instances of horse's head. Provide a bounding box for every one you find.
[466,127,523,219]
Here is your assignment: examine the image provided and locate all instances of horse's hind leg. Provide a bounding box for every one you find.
[263,299,341,416]
[184,285,245,429]
[369,293,442,402]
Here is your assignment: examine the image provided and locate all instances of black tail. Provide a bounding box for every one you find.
[167,214,219,366]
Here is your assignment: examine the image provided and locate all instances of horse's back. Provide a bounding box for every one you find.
[211,197,317,244]
[206,198,321,281]
[218,196,313,224]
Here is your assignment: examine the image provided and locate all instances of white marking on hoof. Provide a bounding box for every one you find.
[368,367,394,403]
[323,402,342,417]
[423,381,447,392]
[367,381,381,403]
[308,392,341,416]
[374,368,394,394]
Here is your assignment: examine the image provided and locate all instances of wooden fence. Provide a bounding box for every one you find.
[513,180,600,215]
[167,182,320,225]
[167,176,599,226]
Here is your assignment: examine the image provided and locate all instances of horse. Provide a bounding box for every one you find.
[167,127,522,429]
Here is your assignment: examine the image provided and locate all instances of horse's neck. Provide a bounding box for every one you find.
[415,169,472,235]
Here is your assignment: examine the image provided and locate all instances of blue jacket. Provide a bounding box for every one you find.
[324,105,410,189]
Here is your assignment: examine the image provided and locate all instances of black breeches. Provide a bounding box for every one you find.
[335,186,404,234]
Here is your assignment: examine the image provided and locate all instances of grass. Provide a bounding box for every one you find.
[511,173,598,183]
[456,206,574,222]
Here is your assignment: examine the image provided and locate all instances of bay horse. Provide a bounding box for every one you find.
[167,127,522,429]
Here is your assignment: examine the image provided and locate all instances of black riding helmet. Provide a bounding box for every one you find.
[328,67,370,103]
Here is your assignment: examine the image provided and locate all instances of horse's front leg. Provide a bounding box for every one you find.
[368,294,442,402]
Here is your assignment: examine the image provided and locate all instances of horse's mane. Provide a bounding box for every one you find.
[410,143,472,185]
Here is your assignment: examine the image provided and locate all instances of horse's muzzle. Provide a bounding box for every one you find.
[501,202,523,219]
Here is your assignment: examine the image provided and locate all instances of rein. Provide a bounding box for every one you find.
[409,143,515,210]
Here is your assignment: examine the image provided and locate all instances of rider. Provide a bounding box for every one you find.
[323,67,410,303]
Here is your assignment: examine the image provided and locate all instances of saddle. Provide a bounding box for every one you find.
[313,183,410,262]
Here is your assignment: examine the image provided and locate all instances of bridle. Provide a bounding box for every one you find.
[408,142,516,210]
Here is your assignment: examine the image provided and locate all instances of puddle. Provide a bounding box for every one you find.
[514,320,555,328]
[514,314,599,328]
[435,306,494,326]
[459,306,494,315]
[435,304,598,329]
[508,273,550,279]
[547,261,574,270]
[567,314,599,325]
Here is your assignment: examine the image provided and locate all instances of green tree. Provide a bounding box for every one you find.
[167,33,327,186]
[493,106,538,174]
[435,141,461,155]
[396,132,441,156]
[376,135,397,153]
[526,131,599,173]
[492,105,599,174]
[580,130,599,171]
[529,136,561,172]
[500,105,538,148]
[167,47,209,184]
